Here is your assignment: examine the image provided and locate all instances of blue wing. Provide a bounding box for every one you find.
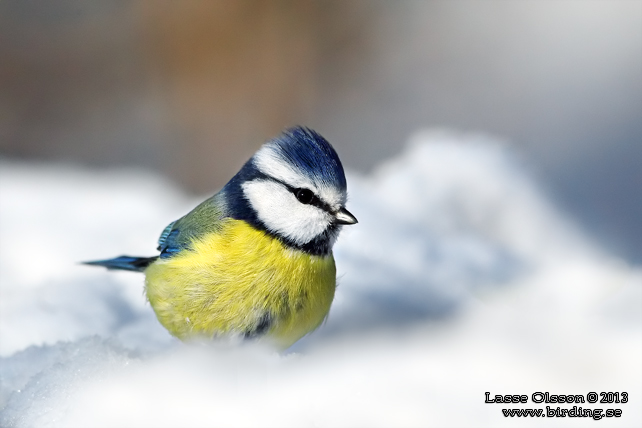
[156,193,227,259]
[157,221,184,258]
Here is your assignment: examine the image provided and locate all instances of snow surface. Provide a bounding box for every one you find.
[1,130,640,427]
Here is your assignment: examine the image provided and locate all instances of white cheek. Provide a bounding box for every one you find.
[242,180,332,245]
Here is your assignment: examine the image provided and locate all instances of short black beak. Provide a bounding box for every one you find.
[335,207,358,225]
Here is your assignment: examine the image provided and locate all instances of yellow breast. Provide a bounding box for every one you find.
[143,219,336,348]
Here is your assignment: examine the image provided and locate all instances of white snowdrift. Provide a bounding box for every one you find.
[0,130,640,427]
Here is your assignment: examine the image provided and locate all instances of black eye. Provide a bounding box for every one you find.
[295,188,314,204]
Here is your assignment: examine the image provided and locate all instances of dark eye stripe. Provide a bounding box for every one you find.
[276,181,332,212]
[254,172,336,213]
[290,187,331,212]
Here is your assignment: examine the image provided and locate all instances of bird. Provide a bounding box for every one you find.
[85,126,357,349]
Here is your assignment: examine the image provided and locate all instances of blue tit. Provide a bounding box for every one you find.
[85,126,357,348]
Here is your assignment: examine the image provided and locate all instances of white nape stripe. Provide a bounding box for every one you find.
[242,179,333,245]
[253,144,346,210]
[254,145,315,191]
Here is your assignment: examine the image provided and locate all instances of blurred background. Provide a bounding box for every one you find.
[1,3,641,425]
[1,0,641,263]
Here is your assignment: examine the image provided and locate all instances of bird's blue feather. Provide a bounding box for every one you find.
[269,127,347,191]
[158,229,183,259]
[157,221,175,250]
[83,255,157,271]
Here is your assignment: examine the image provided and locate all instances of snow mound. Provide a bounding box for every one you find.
[1,131,640,427]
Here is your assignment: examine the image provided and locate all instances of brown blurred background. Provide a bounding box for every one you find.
[1,0,641,262]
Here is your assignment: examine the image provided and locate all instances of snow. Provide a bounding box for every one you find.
[1,130,640,427]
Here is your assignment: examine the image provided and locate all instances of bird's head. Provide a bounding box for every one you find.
[224,127,357,255]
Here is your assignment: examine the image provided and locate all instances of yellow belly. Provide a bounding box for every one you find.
[144,219,336,348]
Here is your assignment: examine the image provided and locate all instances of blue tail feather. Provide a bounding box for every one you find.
[83,255,157,272]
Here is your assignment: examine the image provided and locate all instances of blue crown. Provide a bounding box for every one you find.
[267,127,347,191]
